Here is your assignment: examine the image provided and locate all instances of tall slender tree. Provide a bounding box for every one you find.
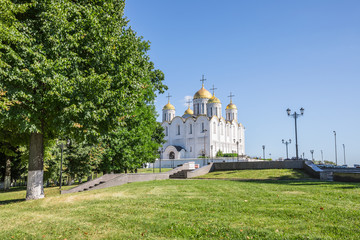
[0,0,165,199]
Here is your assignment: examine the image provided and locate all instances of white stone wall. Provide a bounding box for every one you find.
[161,115,245,159]
[207,102,222,118]
[162,109,175,122]
[193,98,209,115]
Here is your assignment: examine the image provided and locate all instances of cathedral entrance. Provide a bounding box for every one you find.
[169,151,175,159]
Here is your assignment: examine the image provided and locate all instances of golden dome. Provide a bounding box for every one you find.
[193,85,212,99]
[208,94,221,104]
[226,102,237,110]
[184,107,194,115]
[163,102,175,110]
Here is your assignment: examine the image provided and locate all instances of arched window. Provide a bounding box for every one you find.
[168,113,171,121]
[189,124,193,134]
[215,107,218,116]
[201,122,205,132]
[165,127,168,136]
[210,108,213,116]
[202,103,205,114]
[177,125,180,135]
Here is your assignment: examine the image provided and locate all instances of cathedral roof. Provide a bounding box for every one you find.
[163,102,175,110]
[208,94,221,104]
[226,102,237,110]
[193,84,212,99]
[184,107,194,115]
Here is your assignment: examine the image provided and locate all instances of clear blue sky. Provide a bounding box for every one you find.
[124,0,360,166]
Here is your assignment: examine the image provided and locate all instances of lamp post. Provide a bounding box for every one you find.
[310,150,314,161]
[262,145,265,160]
[333,131,337,165]
[59,142,64,189]
[236,141,239,161]
[287,108,304,160]
[203,129,207,166]
[58,139,70,190]
[321,150,324,162]
[282,139,291,159]
[159,148,163,173]
[343,144,346,165]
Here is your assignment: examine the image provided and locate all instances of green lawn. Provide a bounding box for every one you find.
[0,175,360,239]
[196,169,313,180]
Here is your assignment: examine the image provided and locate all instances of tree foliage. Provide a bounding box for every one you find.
[0,0,166,198]
[101,104,165,173]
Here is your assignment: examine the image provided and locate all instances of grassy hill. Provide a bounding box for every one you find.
[195,169,313,180]
[0,171,359,239]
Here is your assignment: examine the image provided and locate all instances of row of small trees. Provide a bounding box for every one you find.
[0,0,166,199]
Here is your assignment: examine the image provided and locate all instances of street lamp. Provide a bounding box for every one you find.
[203,129,207,166]
[333,131,337,165]
[211,145,213,162]
[321,150,324,162]
[310,150,314,161]
[282,139,291,159]
[287,108,304,160]
[343,144,346,165]
[58,139,70,190]
[159,148,163,173]
[236,141,239,161]
[262,145,265,160]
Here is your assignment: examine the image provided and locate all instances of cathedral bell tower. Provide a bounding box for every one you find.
[225,92,238,122]
[193,75,212,116]
[162,93,175,122]
[207,84,222,118]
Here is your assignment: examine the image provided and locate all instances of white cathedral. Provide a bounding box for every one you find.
[160,78,245,159]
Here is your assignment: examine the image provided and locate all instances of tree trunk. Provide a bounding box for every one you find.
[4,159,11,191]
[26,132,45,200]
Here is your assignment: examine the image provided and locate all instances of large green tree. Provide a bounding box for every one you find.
[0,0,165,199]
[101,104,165,173]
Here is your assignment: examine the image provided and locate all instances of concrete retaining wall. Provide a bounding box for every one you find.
[303,161,333,181]
[333,172,360,182]
[212,160,304,171]
[186,163,215,178]
[61,174,121,194]
[61,163,194,194]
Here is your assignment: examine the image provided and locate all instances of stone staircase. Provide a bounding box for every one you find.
[321,171,334,181]
[81,180,106,192]
[169,170,193,179]
[61,163,198,194]
[61,174,122,194]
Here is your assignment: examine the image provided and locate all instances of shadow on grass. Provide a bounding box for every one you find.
[335,185,360,189]
[1,186,27,193]
[0,198,26,205]
[212,179,360,188]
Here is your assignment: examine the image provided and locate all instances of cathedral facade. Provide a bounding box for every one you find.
[161,80,245,159]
